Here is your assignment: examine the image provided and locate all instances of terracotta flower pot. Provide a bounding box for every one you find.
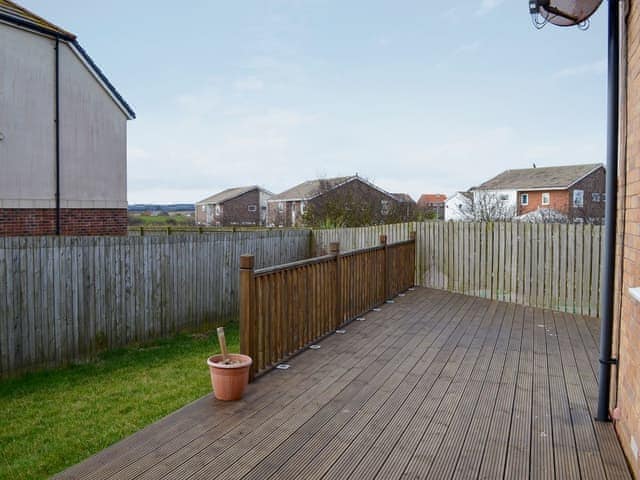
[207,354,252,401]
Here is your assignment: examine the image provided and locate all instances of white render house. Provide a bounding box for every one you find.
[0,0,135,236]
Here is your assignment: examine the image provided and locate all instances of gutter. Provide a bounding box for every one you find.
[0,11,75,41]
[596,0,621,422]
[54,35,61,235]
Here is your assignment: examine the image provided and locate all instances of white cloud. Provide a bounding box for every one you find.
[553,59,606,79]
[477,0,505,15]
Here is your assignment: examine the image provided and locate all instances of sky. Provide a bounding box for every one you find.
[22,0,608,204]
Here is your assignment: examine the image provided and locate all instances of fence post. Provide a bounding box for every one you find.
[240,254,255,380]
[330,242,341,328]
[380,234,389,301]
[410,231,416,288]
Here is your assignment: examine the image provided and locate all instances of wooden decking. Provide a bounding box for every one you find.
[56,288,631,480]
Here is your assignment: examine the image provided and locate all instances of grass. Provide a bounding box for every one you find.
[129,214,195,226]
[0,323,238,480]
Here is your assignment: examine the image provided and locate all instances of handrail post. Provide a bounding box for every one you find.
[409,231,416,288]
[380,234,389,301]
[240,254,255,380]
[330,242,341,328]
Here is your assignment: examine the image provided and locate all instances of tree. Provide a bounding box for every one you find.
[457,191,516,222]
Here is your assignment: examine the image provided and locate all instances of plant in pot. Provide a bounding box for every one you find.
[207,327,252,401]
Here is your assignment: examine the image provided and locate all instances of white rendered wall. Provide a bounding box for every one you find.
[0,22,128,209]
[0,23,56,208]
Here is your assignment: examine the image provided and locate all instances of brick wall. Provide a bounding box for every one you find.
[0,208,128,236]
[518,190,569,215]
[570,166,606,221]
[305,179,407,227]
[613,2,640,476]
[222,189,262,226]
[267,200,303,227]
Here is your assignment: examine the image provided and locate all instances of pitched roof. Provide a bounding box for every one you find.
[0,0,136,119]
[196,186,270,205]
[418,194,447,207]
[392,193,415,203]
[270,176,354,201]
[476,164,603,191]
[0,0,75,39]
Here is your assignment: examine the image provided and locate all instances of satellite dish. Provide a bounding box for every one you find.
[529,0,603,29]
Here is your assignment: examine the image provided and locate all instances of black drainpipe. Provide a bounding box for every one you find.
[596,0,620,422]
[54,35,61,235]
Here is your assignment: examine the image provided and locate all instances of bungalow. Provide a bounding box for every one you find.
[473,164,606,222]
[418,193,447,220]
[195,186,272,227]
[392,193,417,219]
[267,175,407,227]
[0,0,135,236]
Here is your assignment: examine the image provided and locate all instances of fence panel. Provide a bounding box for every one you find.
[0,230,310,378]
[313,221,603,316]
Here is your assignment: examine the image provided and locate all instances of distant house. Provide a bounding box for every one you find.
[0,0,135,236]
[472,164,605,222]
[392,193,417,219]
[196,186,272,227]
[418,194,447,220]
[444,192,473,221]
[267,175,407,227]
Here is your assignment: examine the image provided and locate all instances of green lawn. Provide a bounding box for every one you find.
[0,323,238,480]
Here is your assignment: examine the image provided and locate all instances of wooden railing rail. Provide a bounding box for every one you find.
[240,232,416,378]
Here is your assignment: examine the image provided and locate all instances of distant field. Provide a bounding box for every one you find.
[128,213,195,226]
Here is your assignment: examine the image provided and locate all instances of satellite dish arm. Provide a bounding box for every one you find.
[529,0,584,24]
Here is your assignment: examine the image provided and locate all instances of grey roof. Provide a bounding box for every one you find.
[475,164,603,191]
[0,0,136,119]
[270,176,354,201]
[196,186,269,205]
[392,193,415,203]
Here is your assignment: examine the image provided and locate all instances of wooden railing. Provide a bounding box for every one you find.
[239,233,416,378]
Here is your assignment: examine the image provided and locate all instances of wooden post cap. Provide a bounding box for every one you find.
[240,255,255,269]
[380,234,387,245]
[329,242,340,254]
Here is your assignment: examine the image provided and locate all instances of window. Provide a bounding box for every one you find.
[300,203,305,214]
[573,189,584,207]
[541,192,550,206]
[278,202,284,212]
[498,194,509,201]
[215,205,221,215]
[592,193,601,203]
[602,193,606,203]
[201,205,205,211]
[520,193,529,206]
[381,200,390,215]
[248,204,257,212]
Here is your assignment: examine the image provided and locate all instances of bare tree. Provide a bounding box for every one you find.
[457,191,516,221]
[516,207,569,224]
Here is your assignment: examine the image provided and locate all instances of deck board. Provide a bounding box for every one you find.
[55,288,632,480]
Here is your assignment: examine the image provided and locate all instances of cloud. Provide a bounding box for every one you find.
[552,59,606,79]
[477,0,505,15]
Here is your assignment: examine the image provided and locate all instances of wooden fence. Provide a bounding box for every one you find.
[314,221,603,316]
[0,230,310,378]
[239,234,416,378]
